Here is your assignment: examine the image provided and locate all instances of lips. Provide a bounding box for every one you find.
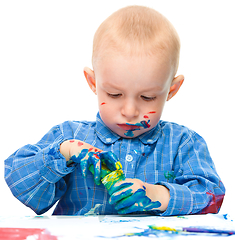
[117,124,141,131]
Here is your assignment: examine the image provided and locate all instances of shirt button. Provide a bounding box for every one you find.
[125,155,133,162]
[106,138,112,143]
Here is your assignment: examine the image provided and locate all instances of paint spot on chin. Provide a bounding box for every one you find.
[77,141,84,147]
[143,115,149,118]
[124,130,134,137]
[101,102,106,105]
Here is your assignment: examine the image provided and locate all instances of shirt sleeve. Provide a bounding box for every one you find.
[157,131,225,216]
[4,123,75,215]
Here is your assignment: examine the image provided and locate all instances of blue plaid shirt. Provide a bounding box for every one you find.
[4,113,225,216]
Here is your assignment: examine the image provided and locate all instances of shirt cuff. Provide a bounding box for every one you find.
[35,140,74,184]
[157,182,194,216]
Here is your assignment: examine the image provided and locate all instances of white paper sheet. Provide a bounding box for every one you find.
[0,214,235,239]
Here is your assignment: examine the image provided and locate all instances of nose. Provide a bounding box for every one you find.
[121,99,139,121]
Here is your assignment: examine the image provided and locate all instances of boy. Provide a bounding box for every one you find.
[4,6,225,216]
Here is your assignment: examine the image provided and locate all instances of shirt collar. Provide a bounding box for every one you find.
[95,112,162,145]
[138,122,162,145]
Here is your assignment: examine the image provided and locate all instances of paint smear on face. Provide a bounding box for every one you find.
[143,115,149,118]
[69,140,75,143]
[118,120,151,137]
[101,102,106,105]
[148,111,156,114]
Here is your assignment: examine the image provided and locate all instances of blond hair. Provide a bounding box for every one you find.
[92,5,180,74]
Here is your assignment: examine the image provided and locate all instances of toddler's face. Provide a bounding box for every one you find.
[87,54,178,138]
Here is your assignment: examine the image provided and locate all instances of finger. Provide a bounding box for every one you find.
[79,149,89,177]
[117,190,162,213]
[80,157,89,178]
[88,152,101,185]
[114,188,146,210]
[109,188,133,205]
[99,151,118,171]
[119,201,161,214]
[117,203,141,214]
[143,200,162,211]
[108,181,134,196]
[129,189,161,211]
[70,148,88,163]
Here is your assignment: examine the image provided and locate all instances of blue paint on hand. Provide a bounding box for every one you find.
[109,181,161,214]
[115,188,161,214]
[70,149,102,185]
[89,151,123,185]
[99,151,119,172]
[108,182,134,196]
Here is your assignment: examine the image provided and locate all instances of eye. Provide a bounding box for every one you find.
[141,95,156,101]
[107,93,122,98]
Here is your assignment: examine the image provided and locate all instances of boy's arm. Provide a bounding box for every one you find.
[109,132,225,216]
[158,132,225,216]
[5,122,105,214]
[4,123,75,215]
[157,132,225,216]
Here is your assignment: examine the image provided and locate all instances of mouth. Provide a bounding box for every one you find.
[117,124,141,131]
[117,120,151,131]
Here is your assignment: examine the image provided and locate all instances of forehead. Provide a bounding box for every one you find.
[95,54,174,92]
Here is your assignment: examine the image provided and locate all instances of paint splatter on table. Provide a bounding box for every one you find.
[0,227,57,240]
[0,214,234,239]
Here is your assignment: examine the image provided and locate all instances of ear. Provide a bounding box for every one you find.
[84,67,97,94]
[167,75,184,101]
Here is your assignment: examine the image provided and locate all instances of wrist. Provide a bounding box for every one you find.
[60,140,72,161]
[145,183,170,212]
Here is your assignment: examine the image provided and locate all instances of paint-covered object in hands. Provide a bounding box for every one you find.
[90,151,161,214]
[89,151,126,189]
[68,150,119,185]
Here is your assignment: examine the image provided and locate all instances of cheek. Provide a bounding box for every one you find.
[99,102,111,120]
[99,102,113,122]
[141,109,162,127]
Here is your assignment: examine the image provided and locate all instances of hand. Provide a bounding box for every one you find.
[60,140,118,185]
[108,178,162,214]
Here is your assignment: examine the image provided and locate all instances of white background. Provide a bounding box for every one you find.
[0,0,234,216]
